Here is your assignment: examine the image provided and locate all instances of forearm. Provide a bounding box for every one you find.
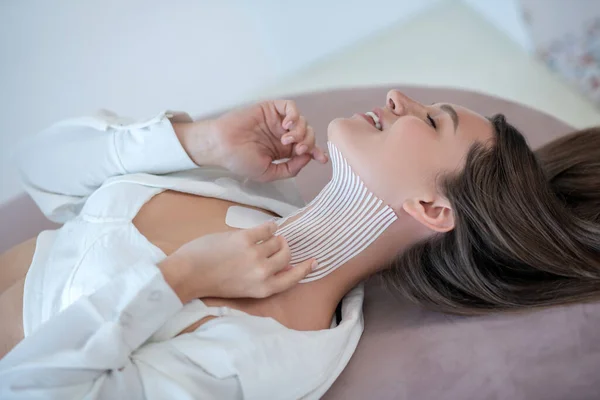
[16,111,205,222]
[172,118,223,168]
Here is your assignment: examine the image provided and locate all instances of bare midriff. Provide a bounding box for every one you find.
[0,191,339,357]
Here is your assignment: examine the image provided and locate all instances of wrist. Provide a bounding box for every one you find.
[172,119,223,167]
[159,255,200,304]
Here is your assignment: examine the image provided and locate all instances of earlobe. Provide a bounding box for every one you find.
[402,198,455,233]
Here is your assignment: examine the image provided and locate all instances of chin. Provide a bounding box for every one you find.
[327,117,351,142]
[326,118,340,141]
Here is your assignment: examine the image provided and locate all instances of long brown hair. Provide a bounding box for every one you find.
[381,115,600,315]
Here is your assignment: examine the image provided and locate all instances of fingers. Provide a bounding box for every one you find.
[257,234,284,258]
[254,233,318,297]
[295,124,315,156]
[281,116,308,148]
[244,221,278,244]
[310,145,329,164]
[267,258,317,295]
[273,99,299,130]
[262,154,311,181]
[281,116,328,165]
[271,99,328,166]
[265,236,292,275]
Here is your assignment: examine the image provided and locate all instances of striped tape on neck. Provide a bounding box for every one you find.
[274,141,397,283]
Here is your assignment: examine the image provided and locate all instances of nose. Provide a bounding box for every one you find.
[385,89,422,117]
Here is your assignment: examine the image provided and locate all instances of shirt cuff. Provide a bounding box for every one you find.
[113,111,198,175]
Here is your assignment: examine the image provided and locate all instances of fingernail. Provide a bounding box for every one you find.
[297,144,307,154]
[284,121,293,130]
[282,135,294,145]
[311,260,319,271]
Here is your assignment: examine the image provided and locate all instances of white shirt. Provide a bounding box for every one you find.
[0,110,364,400]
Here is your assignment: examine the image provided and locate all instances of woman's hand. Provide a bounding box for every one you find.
[175,100,328,182]
[159,222,317,304]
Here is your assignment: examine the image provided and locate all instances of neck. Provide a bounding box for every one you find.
[270,142,432,323]
[270,204,428,330]
[274,142,398,281]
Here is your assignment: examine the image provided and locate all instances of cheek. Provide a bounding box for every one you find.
[327,117,445,206]
[378,121,443,194]
[384,119,439,165]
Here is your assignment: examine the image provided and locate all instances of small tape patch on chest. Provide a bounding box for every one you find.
[225,205,276,229]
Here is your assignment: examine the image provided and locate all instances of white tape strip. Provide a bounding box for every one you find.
[274,141,398,283]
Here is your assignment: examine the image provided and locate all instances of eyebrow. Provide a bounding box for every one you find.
[439,104,459,132]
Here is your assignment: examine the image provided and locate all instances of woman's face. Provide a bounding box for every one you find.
[328,89,494,231]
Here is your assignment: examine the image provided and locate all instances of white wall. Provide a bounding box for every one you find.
[0,0,442,205]
[462,0,533,52]
[0,1,268,203]
[242,0,443,77]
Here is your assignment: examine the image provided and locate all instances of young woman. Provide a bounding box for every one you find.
[1,90,599,399]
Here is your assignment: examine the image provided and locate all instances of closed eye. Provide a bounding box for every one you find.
[427,114,437,129]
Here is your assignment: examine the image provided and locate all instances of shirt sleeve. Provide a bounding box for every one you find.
[16,110,199,223]
[0,262,184,399]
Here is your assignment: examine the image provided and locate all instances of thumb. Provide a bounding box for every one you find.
[269,258,318,293]
[260,154,311,182]
[244,221,278,244]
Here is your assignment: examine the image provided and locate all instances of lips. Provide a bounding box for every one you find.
[374,108,383,121]
[371,108,385,129]
[357,112,377,128]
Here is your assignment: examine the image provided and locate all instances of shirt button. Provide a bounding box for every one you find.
[148,290,162,302]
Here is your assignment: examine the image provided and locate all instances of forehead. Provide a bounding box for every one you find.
[450,104,494,144]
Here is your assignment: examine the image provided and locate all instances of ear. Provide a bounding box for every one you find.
[402,196,455,233]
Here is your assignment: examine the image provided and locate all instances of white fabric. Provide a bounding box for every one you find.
[0,111,365,400]
[276,141,398,282]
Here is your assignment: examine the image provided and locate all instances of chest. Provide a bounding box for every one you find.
[133,191,337,330]
[133,190,271,253]
[132,190,333,331]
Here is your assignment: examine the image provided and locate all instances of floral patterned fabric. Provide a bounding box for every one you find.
[521,0,600,106]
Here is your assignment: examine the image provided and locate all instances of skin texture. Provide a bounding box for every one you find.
[329,90,494,233]
[0,90,494,358]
